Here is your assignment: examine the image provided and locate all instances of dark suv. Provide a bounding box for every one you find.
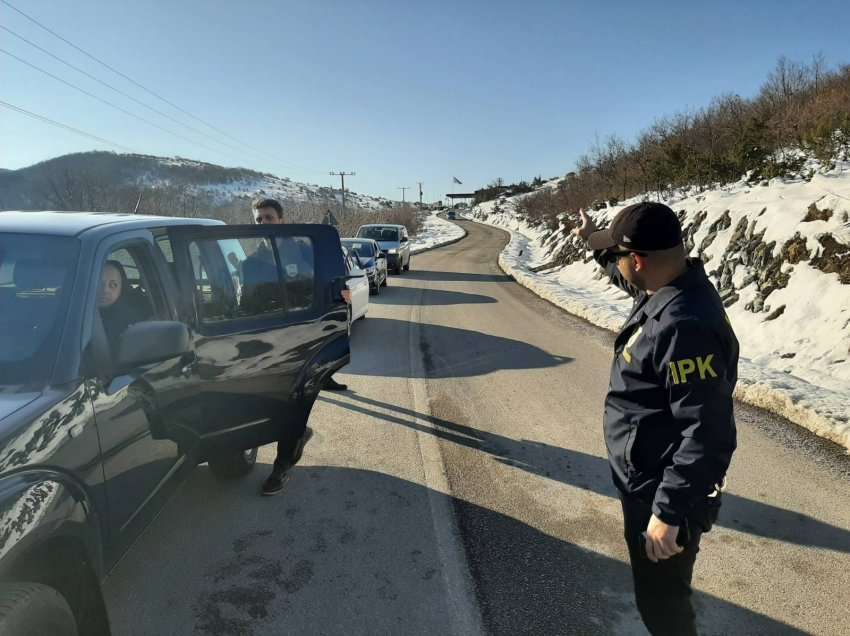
[0,212,349,635]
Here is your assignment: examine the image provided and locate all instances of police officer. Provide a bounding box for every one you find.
[574,202,739,636]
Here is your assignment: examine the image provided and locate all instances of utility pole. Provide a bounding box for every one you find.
[329,171,355,213]
[417,181,424,208]
[398,186,409,205]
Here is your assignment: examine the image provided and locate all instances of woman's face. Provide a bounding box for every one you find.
[99,264,122,308]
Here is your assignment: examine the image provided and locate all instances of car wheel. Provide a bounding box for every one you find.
[371,282,380,296]
[0,583,78,636]
[403,257,411,271]
[381,275,387,287]
[208,447,258,480]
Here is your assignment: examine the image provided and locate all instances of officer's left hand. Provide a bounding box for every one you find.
[644,514,683,563]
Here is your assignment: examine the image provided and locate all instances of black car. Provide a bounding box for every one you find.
[0,212,349,635]
[341,238,388,294]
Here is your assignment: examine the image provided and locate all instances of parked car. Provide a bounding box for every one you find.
[342,246,369,328]
[355,224,411,275]
[341,238,387,294]
[0,212,350,635]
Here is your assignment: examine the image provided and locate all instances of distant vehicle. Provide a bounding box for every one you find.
[342,246,369,327]
[0,212,350,634]
[447,210,457,220]
[355,224,411,275]
[341,238,387,294]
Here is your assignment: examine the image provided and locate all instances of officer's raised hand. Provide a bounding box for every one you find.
[572,208,597,241]
[645,514,683,563]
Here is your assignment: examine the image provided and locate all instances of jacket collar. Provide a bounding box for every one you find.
[642,258,707,319]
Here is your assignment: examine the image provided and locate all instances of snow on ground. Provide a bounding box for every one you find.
[464,167,850,451]
[410,211,467,254]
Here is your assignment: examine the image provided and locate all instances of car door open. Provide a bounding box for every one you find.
[166,224,349,457]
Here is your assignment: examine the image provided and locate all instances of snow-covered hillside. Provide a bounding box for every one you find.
[140,156,394,209]
[466,165,850,450]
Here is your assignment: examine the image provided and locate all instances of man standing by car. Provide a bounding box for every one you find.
[573,202,739,635]
[251,198,348,496]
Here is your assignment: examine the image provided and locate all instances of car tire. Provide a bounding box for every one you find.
[381,275,387,288]
[208,447,258,480]
[370,282,380,296]
[403,258,411,272]
[0,583,78,636]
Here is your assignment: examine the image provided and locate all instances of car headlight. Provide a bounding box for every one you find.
[388,248,398,254]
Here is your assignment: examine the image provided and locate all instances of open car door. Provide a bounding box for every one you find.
[166,223,348,458]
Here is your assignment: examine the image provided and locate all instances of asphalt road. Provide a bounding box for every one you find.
[104,219,850,635]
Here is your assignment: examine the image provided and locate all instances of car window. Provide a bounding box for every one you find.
[189,235,314,324]
[97,243,164,359]
[342,241,375,258]
[0,233,79,386]
[276,236,314,312]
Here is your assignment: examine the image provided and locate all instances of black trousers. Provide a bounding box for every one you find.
[620,494,720,636]
[272,398,314,472]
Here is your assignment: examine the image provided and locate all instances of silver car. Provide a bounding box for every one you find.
[355,224,411,275]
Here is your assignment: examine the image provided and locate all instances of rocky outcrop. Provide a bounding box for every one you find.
[811,234,850,283]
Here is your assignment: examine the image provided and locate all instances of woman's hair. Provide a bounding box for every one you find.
[103,259,128,299]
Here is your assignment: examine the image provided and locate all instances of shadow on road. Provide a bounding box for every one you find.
[347,317,573,379]
[322,393,850,559]
[104,462,808,636]
[372,286,498,306]
[401,270,513,284]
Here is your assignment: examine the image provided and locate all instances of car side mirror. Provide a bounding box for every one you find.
[400,236,408,243]
[115,321,190,372]
[377,252,386,259]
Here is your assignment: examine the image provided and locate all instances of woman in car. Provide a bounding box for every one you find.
[98,260,152,352]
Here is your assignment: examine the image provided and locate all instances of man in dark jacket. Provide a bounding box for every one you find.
[250,197,348,496]
[574,202,739,636]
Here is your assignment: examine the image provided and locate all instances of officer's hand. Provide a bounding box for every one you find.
[644,514,683,563]
[572,208,597,241]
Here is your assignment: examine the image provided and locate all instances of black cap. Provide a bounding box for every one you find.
[588,202,682,252]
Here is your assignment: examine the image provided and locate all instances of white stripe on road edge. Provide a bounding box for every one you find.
[408,285,485,636]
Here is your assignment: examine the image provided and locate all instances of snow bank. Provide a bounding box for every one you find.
[465,168,850,451]
[410,211,467,254]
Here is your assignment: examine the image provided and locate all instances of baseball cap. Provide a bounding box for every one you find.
[587,202,682,252]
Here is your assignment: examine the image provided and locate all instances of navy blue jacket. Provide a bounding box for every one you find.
[597,251,739,525]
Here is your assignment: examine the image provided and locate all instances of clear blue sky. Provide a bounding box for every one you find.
[3,0,849,202]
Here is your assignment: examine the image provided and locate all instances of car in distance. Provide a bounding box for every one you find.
[355,224,411,275]
[446,210,457,220]
[341,238,387,294]
[0,212,350,634]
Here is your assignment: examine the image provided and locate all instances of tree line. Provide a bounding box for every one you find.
[504,55,850,227]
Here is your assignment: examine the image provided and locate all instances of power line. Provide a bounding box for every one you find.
[0,24,250,157]
[0,0,324,175]
[1,48,234,158]
[0,100,136,152]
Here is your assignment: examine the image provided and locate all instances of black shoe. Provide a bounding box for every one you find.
[291,427,314,466]
[324,377,348,391]
[261,469,289,496]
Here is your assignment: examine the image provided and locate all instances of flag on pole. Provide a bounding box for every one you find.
[452,176,462,185]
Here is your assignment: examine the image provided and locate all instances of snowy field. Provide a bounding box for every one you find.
[465,167,850,451]
[410,211,467,254]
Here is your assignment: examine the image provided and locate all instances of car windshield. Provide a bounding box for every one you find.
[342,240,375,258]
[359,226,399,242]
[0,234,80,387]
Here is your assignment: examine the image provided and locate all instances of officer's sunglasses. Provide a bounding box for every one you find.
[606,249,647,259]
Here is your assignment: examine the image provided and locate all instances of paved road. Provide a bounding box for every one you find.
[104,219,850,635]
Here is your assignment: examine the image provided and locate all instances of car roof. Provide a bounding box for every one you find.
[0,211,222,237]
[342,237,377,243]
[358,224,404,229]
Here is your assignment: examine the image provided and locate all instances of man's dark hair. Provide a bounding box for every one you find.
[252,198,283,217]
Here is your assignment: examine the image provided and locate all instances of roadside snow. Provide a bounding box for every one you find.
[410,211,467,254]
[465,168,850,451]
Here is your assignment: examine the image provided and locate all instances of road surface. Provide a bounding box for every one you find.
[104,219,850,635]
